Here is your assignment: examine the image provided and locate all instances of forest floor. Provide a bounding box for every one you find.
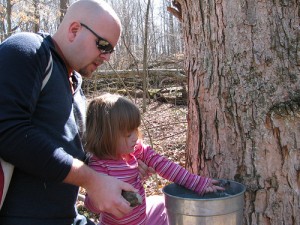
[77,96,188,222]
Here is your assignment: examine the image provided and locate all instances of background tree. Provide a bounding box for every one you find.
[0,0,183,73]
[0,0,15,40]
[59,0,69,22]
[142,0,151,112]
[172,0,300,224]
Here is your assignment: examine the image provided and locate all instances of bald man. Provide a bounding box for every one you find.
[0,0,138,224]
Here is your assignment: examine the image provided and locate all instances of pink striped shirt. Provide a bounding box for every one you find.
[85,142,212,225]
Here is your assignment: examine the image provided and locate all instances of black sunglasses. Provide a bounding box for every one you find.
[80,23,115,54]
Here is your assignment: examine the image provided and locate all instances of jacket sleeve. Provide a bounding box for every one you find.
[135,142,212,195]
[0,33,73,182]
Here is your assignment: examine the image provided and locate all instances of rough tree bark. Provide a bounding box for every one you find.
[176,0,300,224]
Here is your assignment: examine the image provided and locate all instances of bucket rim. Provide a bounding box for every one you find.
[162,180,246,201]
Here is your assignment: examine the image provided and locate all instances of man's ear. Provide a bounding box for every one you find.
[68,22,80,42]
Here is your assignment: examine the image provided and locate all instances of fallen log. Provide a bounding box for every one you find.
[95,69,186,81]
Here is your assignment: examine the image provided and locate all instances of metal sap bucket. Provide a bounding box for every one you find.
[163,180,246,225]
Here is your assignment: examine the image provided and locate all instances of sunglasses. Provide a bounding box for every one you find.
[80,23,115,54]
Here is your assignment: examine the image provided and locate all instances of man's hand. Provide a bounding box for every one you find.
[64,158,137,218]
[137,159,155,180]
[85,173,136,218]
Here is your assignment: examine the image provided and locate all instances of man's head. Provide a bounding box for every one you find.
[52,0,121,78]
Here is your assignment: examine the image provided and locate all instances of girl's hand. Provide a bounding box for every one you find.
[137,159,155,180]
[204,179,226,193]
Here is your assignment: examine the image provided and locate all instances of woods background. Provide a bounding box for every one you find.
[1,0,300,224]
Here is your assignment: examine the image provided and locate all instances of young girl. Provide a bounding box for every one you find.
[84,93,224,225]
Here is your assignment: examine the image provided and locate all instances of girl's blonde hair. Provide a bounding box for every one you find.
[85,93,141,158]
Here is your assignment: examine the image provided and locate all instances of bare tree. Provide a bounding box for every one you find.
[59,0,68,23]
[174,0,300,224]
[142,0,151,112]
[33,0,40,33]
[168,9,176,55]
[0,0,62,41]
[1,0,14,39]
[105,0,183,70]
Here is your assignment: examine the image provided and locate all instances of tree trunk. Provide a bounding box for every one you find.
[5,0,13,39]
[142,0,151,112]
[33,0,40,33]
[179,0,300,224]
[60,0,69,23]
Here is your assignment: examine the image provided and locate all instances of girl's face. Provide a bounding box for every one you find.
[116,129,139,156]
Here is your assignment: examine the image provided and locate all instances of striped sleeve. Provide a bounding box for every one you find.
[84,155,147,224]
[84,158,109,214]
[135,143,212,195]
